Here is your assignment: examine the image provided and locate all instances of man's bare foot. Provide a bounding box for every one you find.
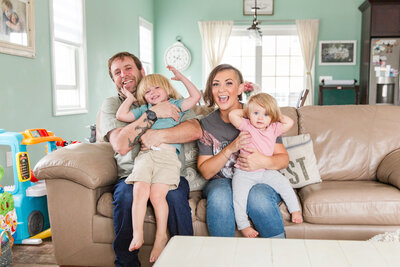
[291,211,303,224]
[129,232,144,252]
[241,226,259,238]
[150,234,168,263]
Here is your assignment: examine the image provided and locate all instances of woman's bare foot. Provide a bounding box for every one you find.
[129,231,144,252]
[150,234,168,263]
[291,211,303,224]
[241,226,259,238]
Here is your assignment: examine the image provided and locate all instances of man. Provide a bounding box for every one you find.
[100,52,201,266]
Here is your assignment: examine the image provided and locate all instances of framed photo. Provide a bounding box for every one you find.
[0,0,35,58]
[243,0,273,15]
[319,40,356,66]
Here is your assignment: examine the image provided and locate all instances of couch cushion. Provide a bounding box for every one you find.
[280,134,321,188]
[299,180,400,225]
[298,105,400,181]
[96,192,156,224]
[180,141,207,191]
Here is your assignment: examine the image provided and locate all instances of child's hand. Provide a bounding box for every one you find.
[167,65,184,81]
[121,88,136,101]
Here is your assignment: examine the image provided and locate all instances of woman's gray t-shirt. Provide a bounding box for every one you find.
[197,109,282,179]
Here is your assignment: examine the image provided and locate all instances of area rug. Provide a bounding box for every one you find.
[368,229,400,242]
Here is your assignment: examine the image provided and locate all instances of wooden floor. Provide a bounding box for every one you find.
[12,238,58,267]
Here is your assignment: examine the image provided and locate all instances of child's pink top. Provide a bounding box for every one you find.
[235,118,282,171]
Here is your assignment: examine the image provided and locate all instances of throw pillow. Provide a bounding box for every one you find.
[180,141,207,191]
[279,134,322,188]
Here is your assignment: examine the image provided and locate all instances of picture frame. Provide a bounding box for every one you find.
[243,0,273,15]
[0,0,35,58]
[319,40,356,66]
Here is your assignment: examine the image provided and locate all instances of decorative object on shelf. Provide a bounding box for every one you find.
[0,0,35,58]
[319,79,359,105]
[246,0,263,46]
[164,36,191,71]
[319,40,357,66]
[243,0,273,15]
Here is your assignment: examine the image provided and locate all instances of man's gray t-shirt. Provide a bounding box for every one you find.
[100,95,195,179]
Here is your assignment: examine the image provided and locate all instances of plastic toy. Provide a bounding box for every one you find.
[0,166,17,243]
[0,128,63,244]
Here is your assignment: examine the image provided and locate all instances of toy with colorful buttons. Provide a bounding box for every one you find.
[0,129,64,244]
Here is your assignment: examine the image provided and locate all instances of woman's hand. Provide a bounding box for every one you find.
[228,131,251,155]
[236,147,267,171]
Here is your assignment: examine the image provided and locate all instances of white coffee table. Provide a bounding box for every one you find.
[154,236,400,267]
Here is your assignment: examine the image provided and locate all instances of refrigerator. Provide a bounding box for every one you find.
[369,38,400,105]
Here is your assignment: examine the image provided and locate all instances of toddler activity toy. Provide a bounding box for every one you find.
[0,128,63,244]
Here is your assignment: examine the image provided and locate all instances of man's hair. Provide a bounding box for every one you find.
[107,52,142,80]
[245,93,281,123]
[136,74,182,105]
[203,64,243,107]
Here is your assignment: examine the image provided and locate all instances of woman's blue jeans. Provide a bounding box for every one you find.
[203,177,285,238]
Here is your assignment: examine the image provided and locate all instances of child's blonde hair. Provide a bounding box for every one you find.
[136,74,182,105]
[245,93,281,123]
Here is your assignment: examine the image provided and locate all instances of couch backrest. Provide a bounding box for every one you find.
[298,105,400,181]
[281,107,299,136]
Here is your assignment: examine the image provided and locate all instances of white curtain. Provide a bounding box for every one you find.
[198,21,233,70]
[296,19,319,106]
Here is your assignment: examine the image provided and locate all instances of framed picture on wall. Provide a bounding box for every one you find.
[319,40,356,66]
[0,0,35,58]
[243,0,273,15]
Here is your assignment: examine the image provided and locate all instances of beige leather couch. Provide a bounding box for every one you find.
[34,105,400,267]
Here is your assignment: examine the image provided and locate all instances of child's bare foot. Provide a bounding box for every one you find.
[150,234,168,263]
[291,211,303,224]
[129,232,144,252]
[241,226,259,238]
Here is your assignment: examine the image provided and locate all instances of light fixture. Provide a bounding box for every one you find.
[247,0,262,46]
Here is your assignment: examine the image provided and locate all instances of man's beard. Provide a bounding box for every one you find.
[118,72,143,99]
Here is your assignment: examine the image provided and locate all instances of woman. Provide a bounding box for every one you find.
[197,64,289,238]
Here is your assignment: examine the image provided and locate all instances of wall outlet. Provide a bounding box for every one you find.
[319,76,333,83]
[6,151,13,167]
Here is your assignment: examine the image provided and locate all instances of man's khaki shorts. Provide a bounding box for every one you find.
[125,149,181,190]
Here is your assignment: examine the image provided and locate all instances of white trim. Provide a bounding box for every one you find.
[139,17,154,74]
[50,0,88,116]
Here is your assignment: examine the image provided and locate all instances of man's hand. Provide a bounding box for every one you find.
[237,147,267,171]
[150,101,180,121]
[139,129,161,150]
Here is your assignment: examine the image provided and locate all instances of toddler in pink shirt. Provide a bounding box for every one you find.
[229,92,303,238]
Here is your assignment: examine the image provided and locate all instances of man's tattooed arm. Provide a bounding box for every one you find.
[128,118,153,148]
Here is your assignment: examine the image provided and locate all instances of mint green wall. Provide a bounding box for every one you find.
[153,0,365,104]
[0,0,153,143]
[0,0,366,148]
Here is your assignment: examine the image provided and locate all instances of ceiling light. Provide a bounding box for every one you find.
[247,0,262,46]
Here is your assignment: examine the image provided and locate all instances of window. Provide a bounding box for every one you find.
[219,25,307,107]
[139,17,153,75]
[50,0,88,116]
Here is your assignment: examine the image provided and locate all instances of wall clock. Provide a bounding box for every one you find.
[164,40,191,71]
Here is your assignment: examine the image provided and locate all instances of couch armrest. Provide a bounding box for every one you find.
[33,142,118,189]
[377,149,400,189]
